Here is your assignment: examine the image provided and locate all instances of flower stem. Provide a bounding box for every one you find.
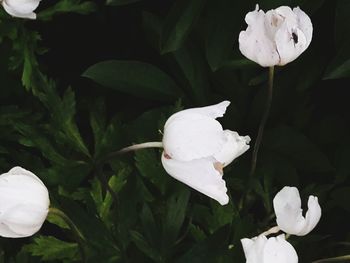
[260,225,280,236]
[94,142,163,206]
[312,255,350,262]
[250,66,275,177]
[48,207,86,261]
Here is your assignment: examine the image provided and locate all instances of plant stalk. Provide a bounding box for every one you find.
[48,207,86,261]
[312,255,350,263]
[250,66,275,177]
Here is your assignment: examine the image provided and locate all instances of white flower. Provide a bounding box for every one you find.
[2,0,41,19]
[241,234,298,263]
[239,5,312,67]
[0,167,50,238]
[273,186,321,236]
[161,101,251,205]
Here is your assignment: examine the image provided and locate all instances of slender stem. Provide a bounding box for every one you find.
[260,225,280,236]
[250,66,275,177]
[94,142,164,207]
[312,255,350,263]
[48,207,86,261]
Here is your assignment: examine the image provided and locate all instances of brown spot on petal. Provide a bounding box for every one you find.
[213,162,224,175]
[164,153,172,159]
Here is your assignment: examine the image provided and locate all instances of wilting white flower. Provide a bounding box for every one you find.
[241,234,298,263]
[2,0,41,19]
[273,186,321,236]
[0,167,49,238]
[239,5,312,67]
[161,101,251,205]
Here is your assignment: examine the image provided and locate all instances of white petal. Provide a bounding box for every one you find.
[1,204,48,237]
[241,234,297,263]
[2,0,39,19]
[241,235,267,263]
[0,167,49,237]
[273,186,321,236]
[239,6,280,67]
[214,130,251,167]
[263,234,298,263]
[161,153,229,205]
[165,101,230,127]
[293,7,313,44]
[163,113,226,162]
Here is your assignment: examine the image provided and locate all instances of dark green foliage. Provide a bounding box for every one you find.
[0,0,349,262]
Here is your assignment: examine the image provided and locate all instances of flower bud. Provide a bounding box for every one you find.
[2,0,41,19]
[0,167,49,238]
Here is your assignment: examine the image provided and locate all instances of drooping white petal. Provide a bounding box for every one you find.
[241,234,298,263]
[161,153,229,205]
[239,5,280,67]
[2,0,40,19]
[214,130,251,167]
[163,106,228,161]
[273,186,321,236]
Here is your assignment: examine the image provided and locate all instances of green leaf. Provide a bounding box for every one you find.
[24,236,79,261]
[38,0,96,21]
[130,231,161,262]
[160,0,206,54]
[106,0,142,6]
[162,187,190,249]
[264,125,333,173]
[205,0,253,71]
[135,149,169,195]
[83,60,182,101]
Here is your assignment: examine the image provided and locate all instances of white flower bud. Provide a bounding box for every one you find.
[0,167,49,238]
[2,0,41,19]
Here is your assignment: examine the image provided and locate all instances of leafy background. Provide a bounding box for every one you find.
[0,0,350,262]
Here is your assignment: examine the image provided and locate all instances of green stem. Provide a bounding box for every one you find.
[250,66,275,177]
[48,208,86,262]
[312,255,350,262]
[94,142,164,205]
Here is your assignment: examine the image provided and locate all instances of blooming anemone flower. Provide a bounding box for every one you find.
[1,0,41,19]
[273,186,321,236]
[0,167,50,238]
[239,5,312,67]
[241,234,298,263]
[161,101,250,205]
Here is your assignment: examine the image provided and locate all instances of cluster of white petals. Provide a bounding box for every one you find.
[1,0,41,19]
[241,186,321,262]
[239,5,312,67]
[241,234,298,263]
[161,101,250,205]
[0,167,49,238]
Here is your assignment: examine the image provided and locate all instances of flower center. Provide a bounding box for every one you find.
[213,162,224,175]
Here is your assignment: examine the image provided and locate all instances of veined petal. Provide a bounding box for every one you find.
[161,153,229,205]
[214,130,251,167]
[241,234,297,263]
[163,112,226,161]
[239,5,280,67]
[273,186,321,236]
